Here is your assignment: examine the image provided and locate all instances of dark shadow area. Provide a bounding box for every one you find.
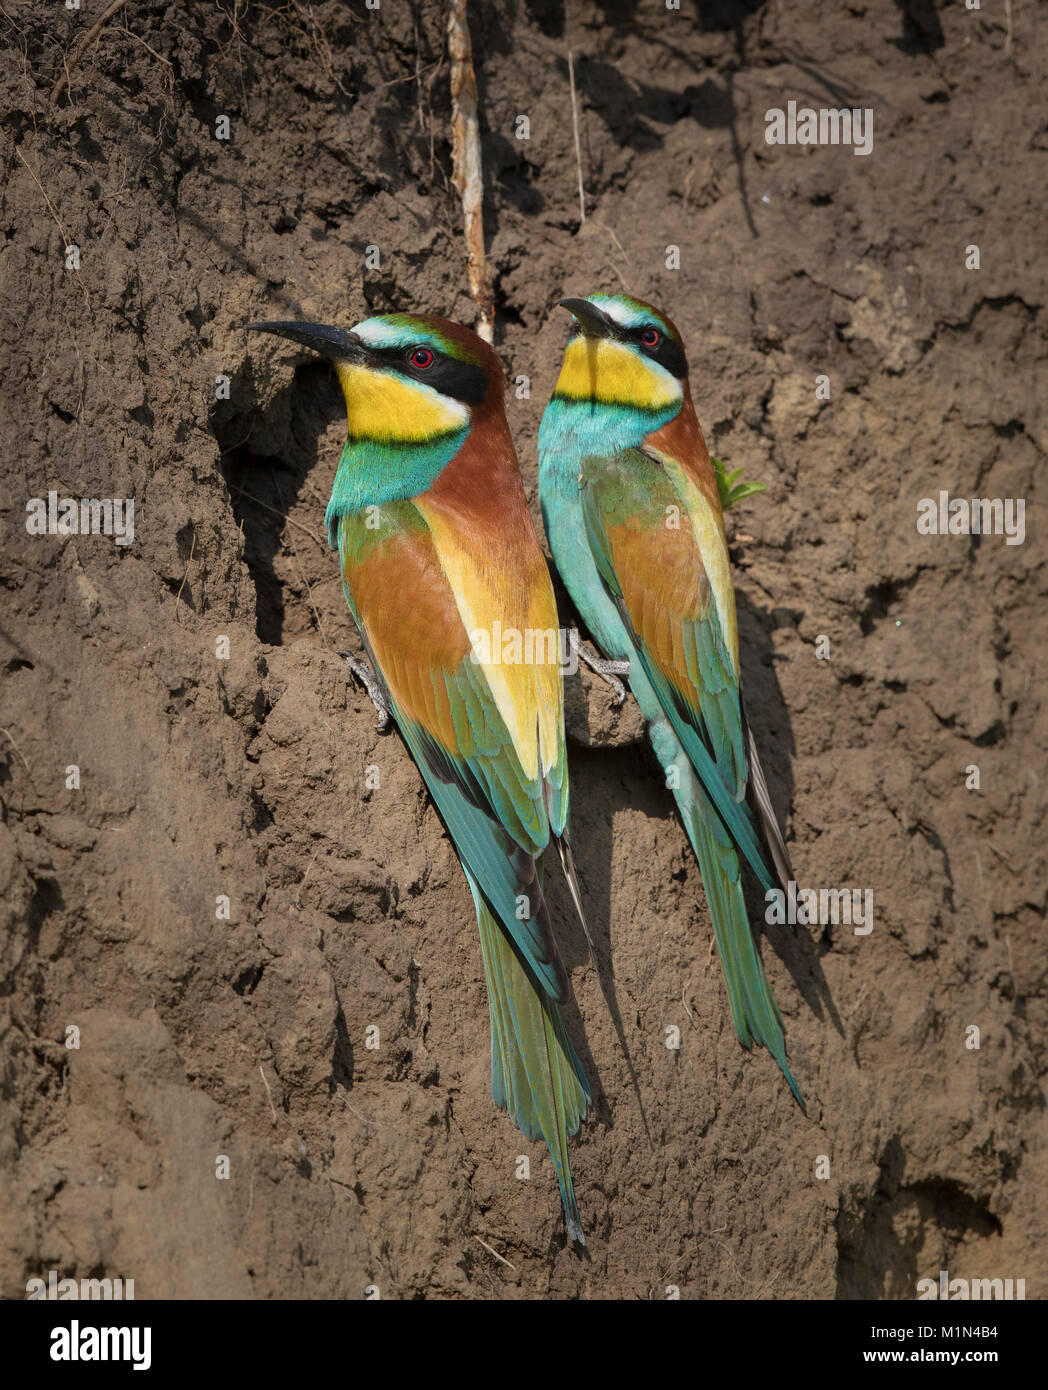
[891,0,945,55]
[693,0,766,27]
[463,0,768,239]
[594,0,765,38]
[216,361,344,645]
[566,53,760,238]
[736,588,844,1046]
[330,995,357,1093]
[546,738,659,1147]
[836,1136,1001,1298]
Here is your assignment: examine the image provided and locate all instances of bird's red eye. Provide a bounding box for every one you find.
[410,347,434,369]
[641,328,661,348]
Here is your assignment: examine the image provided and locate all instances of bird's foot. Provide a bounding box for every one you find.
[576,642,630,706]
[338,651,392,731]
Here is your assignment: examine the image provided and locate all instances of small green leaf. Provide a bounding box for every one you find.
[711,456,768,511]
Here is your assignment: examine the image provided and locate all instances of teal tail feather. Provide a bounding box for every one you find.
[646,709,804,1109]
[468,874,591,1243]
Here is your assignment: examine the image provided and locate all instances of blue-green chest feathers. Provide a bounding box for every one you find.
[538,395,679,473]
[324,428,468,546]
[538,442,633,664]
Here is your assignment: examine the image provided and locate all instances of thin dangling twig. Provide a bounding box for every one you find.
[447,0,495,343]
[566,16,586,226]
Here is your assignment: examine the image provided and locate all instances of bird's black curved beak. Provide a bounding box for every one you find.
[556,298,617,338]
[246,320,371,363]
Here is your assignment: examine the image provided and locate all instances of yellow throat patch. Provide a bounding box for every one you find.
[335,362,469,440]
[554,336,681,409]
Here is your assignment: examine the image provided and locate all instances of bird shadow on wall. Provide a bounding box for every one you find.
[216,360,349,648]
[735,587,843,1045]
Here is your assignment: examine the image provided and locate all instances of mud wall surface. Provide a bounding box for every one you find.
[1,0,1044,1299]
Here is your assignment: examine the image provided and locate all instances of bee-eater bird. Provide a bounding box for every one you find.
[537,293,803,1106]
[248,313,591,1242]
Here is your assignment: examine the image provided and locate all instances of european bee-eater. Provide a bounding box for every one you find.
[537,293,802,1106]
[249,313,591,1242]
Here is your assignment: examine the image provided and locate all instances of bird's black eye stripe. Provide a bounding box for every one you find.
[369,345,488,406]
[633,325,688,380]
